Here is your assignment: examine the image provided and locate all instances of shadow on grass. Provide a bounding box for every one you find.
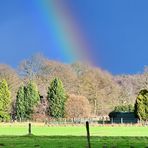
[0,135,148,148]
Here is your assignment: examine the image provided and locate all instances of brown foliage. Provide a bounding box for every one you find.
[0,64,21,100]
[65,94,91,118]
[2,53,147,117]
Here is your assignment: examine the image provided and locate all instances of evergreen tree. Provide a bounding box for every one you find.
[25,81,40,119]
[15,81,40,120]
[16,85,25,121]
[135,89,148,121]
[0,79,11,121]
[47,78,67,118]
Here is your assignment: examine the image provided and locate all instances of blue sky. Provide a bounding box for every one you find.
[0,0,148,74]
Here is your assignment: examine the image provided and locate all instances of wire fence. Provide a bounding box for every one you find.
[0,121,148,147]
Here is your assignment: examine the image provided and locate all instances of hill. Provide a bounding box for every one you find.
[0,54,147,117]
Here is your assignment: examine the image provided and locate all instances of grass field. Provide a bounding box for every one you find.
[0,123,148,136]
[0,136,148,148]
[0,123,148,147]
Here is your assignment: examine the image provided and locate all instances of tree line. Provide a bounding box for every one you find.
[0,53,147,121]
[0,77,91,121]
[0,78,147,122]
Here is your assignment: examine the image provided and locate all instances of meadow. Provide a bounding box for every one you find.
[0,123,148,136]
[0,123,148,147]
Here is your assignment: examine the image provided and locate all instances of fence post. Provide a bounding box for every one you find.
[121,118,123,124]
[111,117,114,124]
[86,121,91,148]
[28,123,32,135]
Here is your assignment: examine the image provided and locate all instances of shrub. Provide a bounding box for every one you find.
[65,94,91,118]
[114,104,134,112]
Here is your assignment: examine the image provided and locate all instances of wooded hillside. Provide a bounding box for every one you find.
[0,54,147,119]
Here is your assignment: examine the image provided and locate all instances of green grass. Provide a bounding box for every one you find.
[0,124,148,136]
[0,136,148,148]
[0,124,148,147]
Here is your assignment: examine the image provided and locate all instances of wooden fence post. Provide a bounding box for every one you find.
[86,121,91,148]
[28,123,31,135]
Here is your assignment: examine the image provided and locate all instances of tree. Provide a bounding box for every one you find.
[16,85,25,121]
[65,94,91,118]
[73,63,121,115]
[47,78,67,118]
[24,81,40,119]
[0,79,11,121]
[15,81,40,120]
[135,89,148,121]
[18,53,47,80]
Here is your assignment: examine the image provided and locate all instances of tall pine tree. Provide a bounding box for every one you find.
[47,78,67,118]
[15,81,40,120]
[0,79,11,121]
[25,81,40,119]
[16,85,25,121]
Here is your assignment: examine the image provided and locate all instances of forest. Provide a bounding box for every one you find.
[0,54,148,121]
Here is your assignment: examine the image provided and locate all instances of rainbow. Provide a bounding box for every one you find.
[34,0,92,64]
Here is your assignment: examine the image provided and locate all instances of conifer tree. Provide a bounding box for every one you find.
[47,78,67,118]
[135,89,148,121]
[16,85,25,121]
[0,79,11,121]
[25,81,40,119]
[15,81,40,120]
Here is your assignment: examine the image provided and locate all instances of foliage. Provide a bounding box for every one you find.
[16,85,25,121]
[135,89,148,121]
[47,78,67,118]
[0,64,21,99]
[0,79,11,121]
[73,63,121,115]
[15,81,40,120]
[114,104,134,112]
[25,81,40,118]
[65,94,91,118]
[0,54,148,117]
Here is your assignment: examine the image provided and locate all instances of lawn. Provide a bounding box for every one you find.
[0,123,148,136]
[0,136,148,148]
[0,123,148,147]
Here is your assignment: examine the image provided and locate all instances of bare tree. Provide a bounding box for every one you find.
[18,53,47,80]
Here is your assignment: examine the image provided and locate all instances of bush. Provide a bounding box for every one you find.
[114,104,134,112]
[65,94,91,118]
[0,111,10,122]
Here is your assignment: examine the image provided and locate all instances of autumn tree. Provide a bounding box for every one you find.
[65,94,91,118]
[72,63,121,115]
[135,89,148,121]
[0,64,20,99]
[0,79,11,121]
[47,78,67,118]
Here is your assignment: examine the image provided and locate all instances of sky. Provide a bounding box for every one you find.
[0,0,148,74]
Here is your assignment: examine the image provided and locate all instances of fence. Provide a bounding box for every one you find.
[44,117,111,125]
[0,122,148,147]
